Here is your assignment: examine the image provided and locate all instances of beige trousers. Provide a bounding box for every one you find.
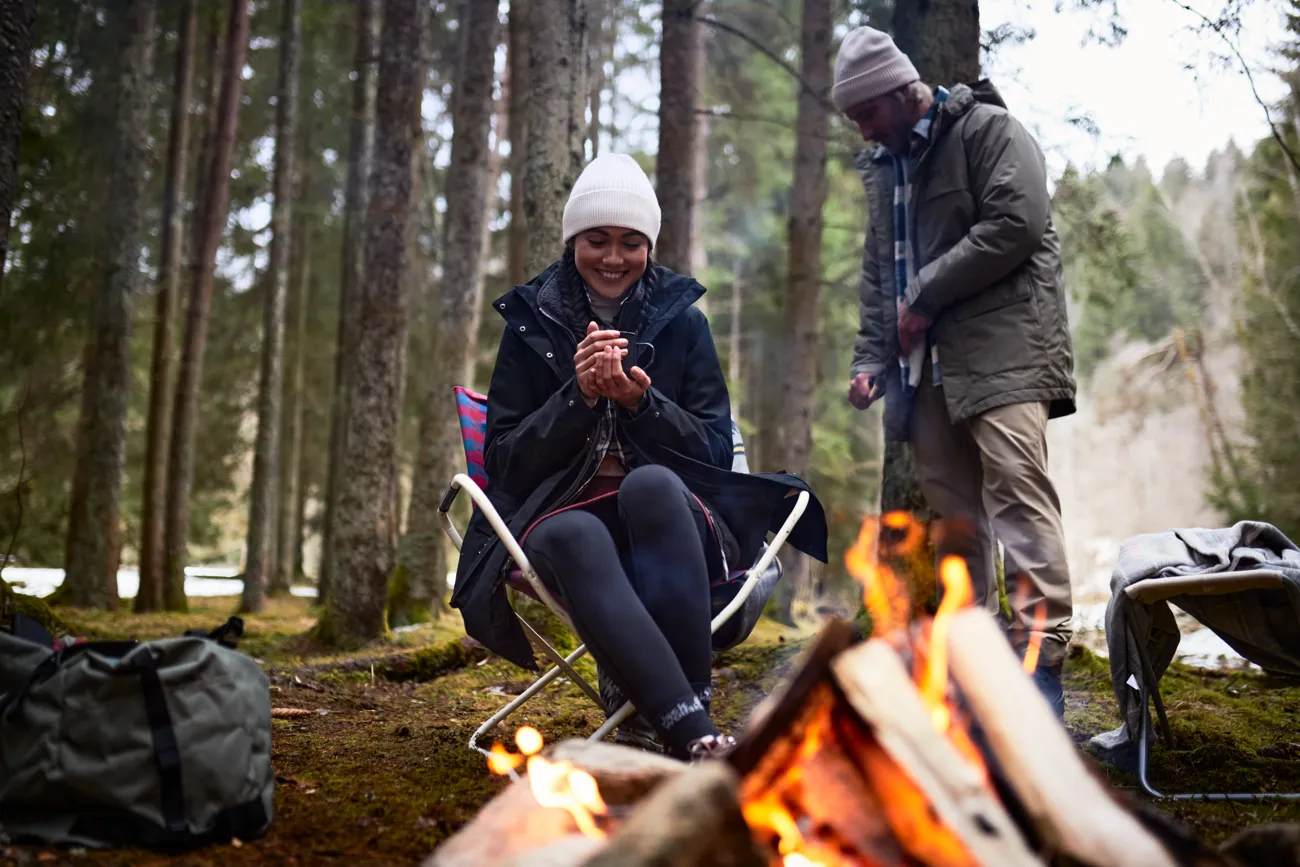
[909,370,1073,665]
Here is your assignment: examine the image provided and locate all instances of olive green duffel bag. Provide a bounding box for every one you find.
[0,616,273,850]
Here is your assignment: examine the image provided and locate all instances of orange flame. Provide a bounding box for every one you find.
[846,517,991,785]
[485,726,609,839]
[845,515,912,637]
[856,737,980,867]
[1021,597,1048,675]
[1010,574,1049,675]
[917,556,973,732]
[486,742,524,775]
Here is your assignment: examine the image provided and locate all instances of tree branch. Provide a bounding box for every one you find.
[1165,0,1300,177]
[699,15,835,112]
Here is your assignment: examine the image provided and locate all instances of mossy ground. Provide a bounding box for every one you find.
[3,598,1298,865]
[1063,643,1300,846]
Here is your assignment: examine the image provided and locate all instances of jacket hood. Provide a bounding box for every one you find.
[938,79,1009,119]
[854,79,1010,171]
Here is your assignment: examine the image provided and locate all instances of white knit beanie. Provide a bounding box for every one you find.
[831,26,920,113]
[562,153,662,247]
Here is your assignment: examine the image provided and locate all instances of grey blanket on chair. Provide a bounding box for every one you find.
[1090,521,1300,751]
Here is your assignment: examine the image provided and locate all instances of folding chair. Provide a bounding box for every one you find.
[1124,569,1300,801]
[439,386,810,755]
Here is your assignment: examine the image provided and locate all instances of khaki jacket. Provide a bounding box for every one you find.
[854,81,1076,441]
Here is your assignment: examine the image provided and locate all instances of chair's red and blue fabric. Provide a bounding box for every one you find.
[454,386,489,489]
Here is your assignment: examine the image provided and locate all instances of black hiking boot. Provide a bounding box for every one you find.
[598,665,663,753]
[1032,660,1065,719]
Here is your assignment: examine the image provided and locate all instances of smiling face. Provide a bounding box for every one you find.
[846,91,914,153]
[572,227,650,299]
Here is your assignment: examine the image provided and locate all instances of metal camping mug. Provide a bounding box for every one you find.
[619,332,654,376]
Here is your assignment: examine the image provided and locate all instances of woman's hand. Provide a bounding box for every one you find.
[594,343,651,410]
[574,322,626,402]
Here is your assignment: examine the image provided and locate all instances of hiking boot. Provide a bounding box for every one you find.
[598,665,664,753]
[1032,661,1065,719]
[612,716,664,753]
[686,732,737,763]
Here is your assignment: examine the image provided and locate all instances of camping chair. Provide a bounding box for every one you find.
[1124,569,1300,801]
[440,386,810,755]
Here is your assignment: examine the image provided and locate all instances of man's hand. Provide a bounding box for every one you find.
[593,343,651,410]
[848,372,882,410]
[897,302,932,355]
[574,322,626,402]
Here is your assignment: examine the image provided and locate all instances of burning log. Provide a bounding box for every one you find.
[946,609,1177,867]
[586,762,767,867]
[499,835,604,867]
[830,639,1039,867]
[426,738,683,867]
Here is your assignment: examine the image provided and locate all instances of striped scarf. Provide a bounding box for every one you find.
[882,86,948,395]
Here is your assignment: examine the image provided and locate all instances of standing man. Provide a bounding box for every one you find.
[835,26,1077,715]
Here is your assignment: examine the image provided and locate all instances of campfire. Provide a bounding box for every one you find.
[428,515,1230,867]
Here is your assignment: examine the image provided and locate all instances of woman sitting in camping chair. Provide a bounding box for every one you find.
[451,154,827,762]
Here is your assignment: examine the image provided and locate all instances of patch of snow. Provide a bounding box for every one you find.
[3,567,318,599]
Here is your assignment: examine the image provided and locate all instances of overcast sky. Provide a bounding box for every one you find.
[980,0,1289,177]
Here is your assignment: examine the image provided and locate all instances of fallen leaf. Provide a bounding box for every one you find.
[272,707,312,718]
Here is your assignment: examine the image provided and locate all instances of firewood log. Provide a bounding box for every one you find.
[584,762,768,867]
[831,639,1042,867]
[946,609,1176,867]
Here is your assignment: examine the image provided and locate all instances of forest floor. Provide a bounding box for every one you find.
[4,595,1300,866]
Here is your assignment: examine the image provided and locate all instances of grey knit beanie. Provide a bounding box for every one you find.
[831,26,920,113]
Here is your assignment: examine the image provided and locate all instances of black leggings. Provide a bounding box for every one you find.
[523,465,717,754]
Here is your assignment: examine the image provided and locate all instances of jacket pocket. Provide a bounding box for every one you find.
[950,269,1032,322]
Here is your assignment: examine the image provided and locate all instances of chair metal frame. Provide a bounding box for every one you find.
[1124,568,1300,801]
[439,472,810,755]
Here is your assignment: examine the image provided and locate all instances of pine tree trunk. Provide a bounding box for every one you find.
[163,0,250,613]
[274,212,311,597]
[586,0,607,158]
[655,0,702,274]
[878,0,979,523]
[766,0,831,627]
[190,4,222,248]
[892,0,980,86]
[395,0,499,627]
[241,0,301,614]
[486,53,508,251]
[320,0,424,648]
[506,0,529,286]
[0,0,37,284]
[138,0,197,614]
[690,98,710,284]
[728,261,743,416]
[320,0,378,605]
[61,0,158,610]
[522,0,587,278]
[294,464,308,577]
[155,1,219,612]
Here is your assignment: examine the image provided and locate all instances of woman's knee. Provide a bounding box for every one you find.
[526,510,612,563]
[619,465,688,513]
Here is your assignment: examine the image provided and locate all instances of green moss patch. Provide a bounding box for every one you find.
[1064,644,1300,845]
